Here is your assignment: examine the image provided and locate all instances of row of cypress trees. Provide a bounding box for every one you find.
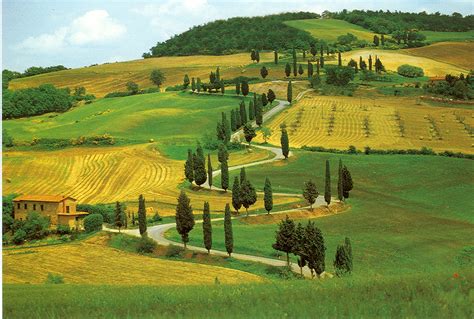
[202,201,234,256]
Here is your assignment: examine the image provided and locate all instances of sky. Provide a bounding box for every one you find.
[2,0,473,71]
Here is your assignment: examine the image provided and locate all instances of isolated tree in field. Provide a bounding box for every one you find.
[243,123,256,146]
[285,63,291,77]
[264,177,273,214]
[368,55,373,71]
[267,89,276,104]
[308,61,313,77]
[281,128,289,159]
[274,50,278,64]
[272,215,296,267]
[294,222,307,275]
[250,49,256,62]
[194,143,207,187]
[240,179,257,216]
[298,64,304,76]
[255,102,263,127]
[338,52,342,66]
[248,100,255,121]
[150,69,166,88]
[126,81,139,94]
[334,237,353,276]
[325,160,331,207]
[183,74,190,89]
[304,221,326,278]
[260,66,268,79]
[185,149,194,184]
[196,77,202,92]
[114,201,123,232]
[373,35,380,46]
[303,180,318,210]
[341,165,353,200]
[202,201,212,253]
[191,77,196,92]
[138,194,147,236]
[230,109,237,131]
[207,154,213,189]
[337,159,343,201]
[175,190,194,248]
[224,203,233,256]
[235,81,241,95]
[287,81,292,103]
[319,56,324,68]
[261,127,272,143]
[241,81,249,96]
[239,100,248,124]
[261,93,268,107]
[218,143,229,164]
[240,167,246,184]
[221,159,229,191]
[232,176,242,213]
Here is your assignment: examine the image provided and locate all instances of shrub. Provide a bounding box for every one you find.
[325,66,355,86]
[136,236,157,254]
[12,229,27,245]
[23,212,50,240]
[397,64,424,78]
[165,244,185,258]
[56,224,71,235]
[83,214,103,233]
[77,204,114,223]
[45,273,64,284]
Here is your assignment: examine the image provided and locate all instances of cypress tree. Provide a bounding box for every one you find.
[260,66,268,79]
[240,179,257,216]
[294,222,307,275]
[202,201,212,253]
[298,64,304,76]
[310,44,317,59]
[191,77,196,92]
[274,50,278,64]
[373,35,380,46]
[326,46,330,56]
[333,237,352,276]
[194,143,207,186]
[222,112,231,143]
[293,60,297,77]
[239,100,248,124]
[320,56,324,68]
[243,123,256,146]
[253,92,257,108]
[261,93,268,107]
[285,63,291,77]
[345,237,353,271]
[183,74,190,89]
[337,159,343,201]
[325,160,331,207]
[304,221,326,278]
[338,52,342,66]
[281,128,289,159]
[264,177,273,214]
[197,77,202,92]
[255,50,260,63]
[240,167,246,184]
[224,203,233,256]
[256,102,263,127]
[267,89,276,104]
[230,109,236,131]
[114,201,123,232]
[235,107,242,128]
[184,149,194,184]
[272,215,296,267]
[218,143,228,163]
[235,81,241,95]
[232,176,241,213]
[316,59,320,75]
[320,45,323,57]
[248,100,255,121]
[368,55,373,71]
[381,34,385,46]
[359,56,363,68]
[302,49,306,59]
[138,194,147,236]
[207,154,213,189]
[308,61,313,77]
[220,79,225,95]
[132,212,136,226]
[216,67,220,81]
[303,180,318,210]
[175,190,194,248]
[250,49,256,62]
[221,159,229,191]
[241,81,249,96]
[287,81,292,103]
[341,165,353,200]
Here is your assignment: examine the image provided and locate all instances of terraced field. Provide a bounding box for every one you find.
[405,42,474,71]
[9,53,274,97]
[3,234,262,285]
[257,95,473,153]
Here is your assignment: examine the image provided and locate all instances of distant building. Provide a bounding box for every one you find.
[13,195,88,229]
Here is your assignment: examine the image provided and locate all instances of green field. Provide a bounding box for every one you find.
[170,151,474,277]
[422,30,474,43]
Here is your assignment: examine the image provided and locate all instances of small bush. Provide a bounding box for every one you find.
[397,64,424,78]
[56,224,71,235]
[83,214,103,233]
[45,273,64,284]
[165,244,185,258]
[136,236,157,254]
[12,229,26,245]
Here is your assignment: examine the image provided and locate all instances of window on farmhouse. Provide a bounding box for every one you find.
[41,204,44,211]
[17,203,20,209]
[24,204,27,209]
[66,206,70,214]
[33,204,36,210]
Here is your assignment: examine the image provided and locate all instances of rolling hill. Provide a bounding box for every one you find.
[405,42,474,71]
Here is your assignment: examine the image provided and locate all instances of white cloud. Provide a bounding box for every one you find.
[16,10,126,52]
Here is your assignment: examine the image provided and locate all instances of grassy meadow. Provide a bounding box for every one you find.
[422,30,474,43]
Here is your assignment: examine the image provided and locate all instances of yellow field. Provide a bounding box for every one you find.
[9,53,274,97]
[3,234,263,285]
[256,95,474,153]
[405,42,474,72]
[3,144,299,215]
[340,49,468,77]
[249,81,309,101]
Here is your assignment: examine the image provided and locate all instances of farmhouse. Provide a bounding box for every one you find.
[13,195,88,229]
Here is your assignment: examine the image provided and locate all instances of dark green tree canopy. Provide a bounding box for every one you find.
[175,190,195,247]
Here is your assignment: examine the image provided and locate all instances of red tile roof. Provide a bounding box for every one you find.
[13,195,76,203]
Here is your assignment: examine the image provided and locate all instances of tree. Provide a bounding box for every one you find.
[216,67,220,81]
[373,35,380,46]
[2,129,14,147]
[264,177,273,214]
[250,49,256,62]
[308,61,313,77]
[150,69,166,88]
[218,143,229,163]
[221,159,229,191]
[368,55,373,71]
[375,57,385,73]
[191,77,196,92]
[240,167,247,184]
[256,50,260,63]
[272,215,296,267]
[114,201,124,232]
[175,190,194,248]
[325,66,355,86]
[348,59,358,73]
[224,203,233,256]
[230,109,236,131]
[220,80,225,95]
[334,237,353,276]
[221,112,231,143]
[202,201,212,253]
[261,93,268,107]
[243,123,256,146]
[240,179,257,216]
[293,222,307,275]
[324,160,331,207]
[260,66,268,79]
[338,52,342,66]
[281,128,289,159]
[292,48,297,77]
[235,81,241,95]
[319,56,324,68]
[194,143,207,186]
[132,212,136,226]
[261,127,272,143]
[207,154,213,189]
[232,176,242,213]
[285,63,291,77]
[126,81,139,94]
[183,74,190,89]
[241,81,249,96]
[298,64,304,76]
[267,89,276,104]
[274,50,278,64]
[138,194,147,236]
[184,149,194,184]
[341,165,353,200]
[381,34,385,46]
[239,100,248,124]
[255,102,263,127]
[197,77,202,92]
[22,212,51,239]
[337,159,343,201]
[303,221,326,278]
[316,59,320,75]
[248,100,255,121]
[287,81,292,103]
[303,180,319,210]
[83,214,104,233]
[310,75,321,88]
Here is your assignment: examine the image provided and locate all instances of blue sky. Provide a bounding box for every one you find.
[2,0,473,71]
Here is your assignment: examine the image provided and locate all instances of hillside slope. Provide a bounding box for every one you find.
[405,42,474,71]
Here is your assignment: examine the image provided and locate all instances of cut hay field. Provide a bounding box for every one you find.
[284,18,374,42]
[3,233,262,285]
[3,143,299,211]
[8,52,274,97]
[405,42,474,71]
[256,95,474,153]
[339,49,468,76]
